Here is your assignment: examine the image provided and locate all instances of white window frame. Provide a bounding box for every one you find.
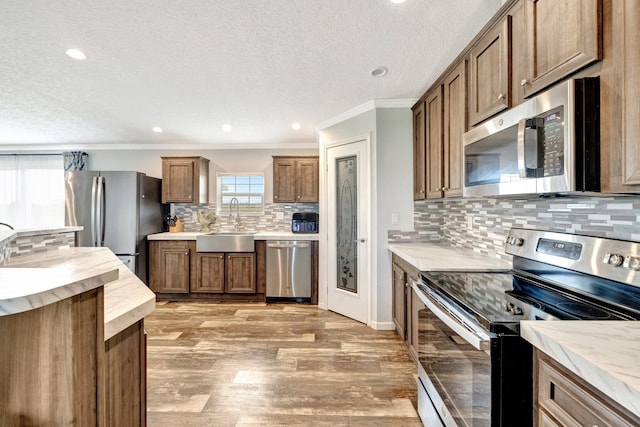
[216,172,265,216]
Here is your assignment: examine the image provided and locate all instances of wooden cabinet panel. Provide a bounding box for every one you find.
[621,0,640,186]
[413,102,426,200]
[273,158,296,202]
[105,320,146,427]
[425,86,444,199]
[443,60,467,198]
[535,351,639,427]
[273,156,319,203]
[161,156,209,203]
[469,16,511,125]
[392,263,406,340]
[194,253,225,293]
[409,285,425,363]
[225,253,256,293]
[510,0,529,107]
[296,158,319,202]
[255,240,266,294]
[523,0,602,97]
[149,241,192,294]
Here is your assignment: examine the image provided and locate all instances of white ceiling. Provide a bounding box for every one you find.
[0,0,502,150]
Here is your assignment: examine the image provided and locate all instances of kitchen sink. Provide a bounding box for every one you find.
[196,232,256,252]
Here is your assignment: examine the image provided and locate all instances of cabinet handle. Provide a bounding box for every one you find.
[520,79,528,86]
[497,93,505,100]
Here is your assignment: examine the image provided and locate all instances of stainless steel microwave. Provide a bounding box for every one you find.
[463,78,600,197]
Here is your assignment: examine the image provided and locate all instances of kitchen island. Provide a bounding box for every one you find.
[1,246,155,426]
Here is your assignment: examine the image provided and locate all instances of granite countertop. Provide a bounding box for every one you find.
[388,242,512,272]
[3,247,156,341]
[521,321,640,418]
[148,231,320,241]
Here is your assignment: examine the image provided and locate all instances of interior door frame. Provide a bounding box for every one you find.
[319,133,373,325]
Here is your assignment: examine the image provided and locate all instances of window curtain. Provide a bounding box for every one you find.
[63,151,88,171]
[0,155,65,229]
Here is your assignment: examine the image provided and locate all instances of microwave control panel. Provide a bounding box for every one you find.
[539,107,564,177]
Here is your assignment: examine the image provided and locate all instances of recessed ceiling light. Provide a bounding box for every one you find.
[152,126,163,133]
[222,124,232,132]
[65,48,86,60]
[391,0,406,3]
[291,122,301,130]
[371,66,388,78]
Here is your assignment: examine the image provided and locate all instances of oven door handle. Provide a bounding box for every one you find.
[412,282,491,352]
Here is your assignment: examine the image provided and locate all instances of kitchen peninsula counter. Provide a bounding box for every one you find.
[388,242,512,272]
[521,321,640,419]
[2,246,155,339]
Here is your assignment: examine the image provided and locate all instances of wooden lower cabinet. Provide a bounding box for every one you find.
[535,350,640,427]
[391,254,422,362]
[194,253,225,293]
[105,320,146,427]
[225,253,256,293]
[149,240,194,294]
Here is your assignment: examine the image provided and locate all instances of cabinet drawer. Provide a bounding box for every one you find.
[536,353,638,427]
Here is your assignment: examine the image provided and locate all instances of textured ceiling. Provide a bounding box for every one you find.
[0,0,502,149]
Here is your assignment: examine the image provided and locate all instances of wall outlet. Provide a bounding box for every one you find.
[391,213,399,225]
[275,212,284,220]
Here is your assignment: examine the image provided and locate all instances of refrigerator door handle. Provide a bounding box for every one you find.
[97,176,106,247]
[91,176,98,246]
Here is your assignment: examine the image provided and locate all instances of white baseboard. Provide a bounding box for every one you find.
[370,321,395,331]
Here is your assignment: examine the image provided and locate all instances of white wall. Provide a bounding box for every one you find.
[318,106,413,329]
[85,148,318,203]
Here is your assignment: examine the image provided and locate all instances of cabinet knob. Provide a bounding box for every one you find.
[419,190,424,194]
[441,187,448,191]
[274,195,278,199]
[297,195,301,199]
[520,79,529,86]
[219,255,224,259]
[185,252,188,255]
[497,93,505,100]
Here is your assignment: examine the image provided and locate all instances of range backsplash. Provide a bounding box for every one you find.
[389,196,640,260]
[172,203,319,232]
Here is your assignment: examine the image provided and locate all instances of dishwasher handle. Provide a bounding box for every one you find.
[266,241,311,249]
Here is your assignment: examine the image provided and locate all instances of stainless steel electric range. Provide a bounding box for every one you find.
[413,228,640,427]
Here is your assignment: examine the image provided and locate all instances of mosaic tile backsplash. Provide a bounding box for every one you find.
[389,195,640,260]
[9,232,76,257]
[172,203,319,232]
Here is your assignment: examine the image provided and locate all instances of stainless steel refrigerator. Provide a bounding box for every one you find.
[64,171,165,284]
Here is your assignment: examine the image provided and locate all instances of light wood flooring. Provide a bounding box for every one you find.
[145,302,421,426]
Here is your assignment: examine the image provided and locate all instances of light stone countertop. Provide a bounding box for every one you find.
[3,247,156,341]
[0,230,16,247]
[521,321,640,418]
[388,242,512,272]
[148,231,320,241]
[1,226,83,248]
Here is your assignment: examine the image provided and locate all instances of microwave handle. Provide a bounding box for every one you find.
[517,118,527,178]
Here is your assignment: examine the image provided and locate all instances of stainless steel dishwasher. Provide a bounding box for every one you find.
[266,240,311,300]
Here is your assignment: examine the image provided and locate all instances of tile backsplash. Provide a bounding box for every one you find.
[389,195,640,260]
[172,203,319,232]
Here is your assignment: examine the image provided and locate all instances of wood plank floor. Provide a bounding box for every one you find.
[145,302,422,426]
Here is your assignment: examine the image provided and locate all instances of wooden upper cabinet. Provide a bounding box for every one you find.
[510,0,529,107]
[272,156,319,203]
[412,102,426,200]
[443,60,467,198]
[469,16,511,126]
[620,0,640,187]
[522,0,602,97]
[225,253,256,293]
[194,253,225,293]
[161,156,209,204]
[425,86,444,199]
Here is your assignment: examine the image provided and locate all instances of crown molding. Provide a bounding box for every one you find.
[316,98,417,131]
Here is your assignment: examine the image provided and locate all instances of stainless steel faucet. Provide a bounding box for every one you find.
[229,198,245,231]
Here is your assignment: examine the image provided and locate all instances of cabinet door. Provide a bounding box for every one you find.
[413,102,426,200]
[621,1,640,187]
[225,253,256,293]
[523,0,602,97]
[469,16,511,126]
[443,60,466,198]
[273,158,296,202]
[149,241,190,293]
[162,159,195,203]
[194,253,225,293]
[392,263,406,340]
[510,0,529,107]
[296,158,319,202]
[425,86,444,199]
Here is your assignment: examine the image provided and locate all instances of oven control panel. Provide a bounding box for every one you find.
[604,252,640,271]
